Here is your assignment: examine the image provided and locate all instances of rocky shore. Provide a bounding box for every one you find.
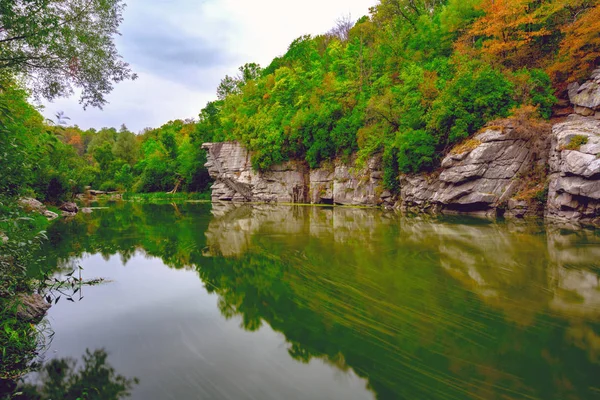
[203,70,600,227]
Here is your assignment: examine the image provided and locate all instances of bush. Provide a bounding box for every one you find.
[428,64,516,150]
[564,135,588,151]
[511,69,556,119]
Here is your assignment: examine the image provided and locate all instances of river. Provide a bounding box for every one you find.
[30,202,600,399]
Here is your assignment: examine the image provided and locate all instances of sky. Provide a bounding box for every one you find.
[40,0,378,133]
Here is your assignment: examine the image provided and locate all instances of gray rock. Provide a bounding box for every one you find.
[439,164,485,184]
[401,124,549,216]
[575,105,595,117]
[59,202,79,213]
[15,293,51,323]
[506,199,529,218]
[568,71,600,114]
[547,115,600,225]
[203,142,387,206]
[0,231,8,244]
[19,197,60,220]
[18,197,45,213]
[43,210,59,220]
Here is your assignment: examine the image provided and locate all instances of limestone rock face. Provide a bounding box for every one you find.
[400,125,550,216]
[203,142,387,206]
[202,142,309,203]
[568,69,600,117]
[546,115,600,225]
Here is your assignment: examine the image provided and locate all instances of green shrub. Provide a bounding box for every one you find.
[428,64,515,149]
[564,135,588,151]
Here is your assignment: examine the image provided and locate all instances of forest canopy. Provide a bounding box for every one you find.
[1,0,599,201]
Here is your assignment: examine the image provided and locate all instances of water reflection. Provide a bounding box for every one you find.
[36,202,600,399]
[8,349,138,399]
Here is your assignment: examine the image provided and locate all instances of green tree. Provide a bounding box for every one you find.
[113,126,139,166]
[0,0,136,108]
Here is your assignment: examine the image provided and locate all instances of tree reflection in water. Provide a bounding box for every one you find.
[4,349,138,400]
[32,202,600,400]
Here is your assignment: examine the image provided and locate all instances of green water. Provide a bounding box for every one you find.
[32,202,600,399]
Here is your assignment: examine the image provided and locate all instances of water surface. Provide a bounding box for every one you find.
[33,202,600,399]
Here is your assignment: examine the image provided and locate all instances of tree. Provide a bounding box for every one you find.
[547,2,600,84]
[216,75,241,100]
[466,0,552,68]
[113,127,139,166]
[238,63,262,83]
[327,14,355,42]
[0,0,136,108]
[373,0,446,26]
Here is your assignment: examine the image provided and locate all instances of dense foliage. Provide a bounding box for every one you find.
[0,0,136,108]
[2,0,598,199]
[0,79,212,202]
[193,0,599,189]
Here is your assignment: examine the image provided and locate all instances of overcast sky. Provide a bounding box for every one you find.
[40,0,378,133]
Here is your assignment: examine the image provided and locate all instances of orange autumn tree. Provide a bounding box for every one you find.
[465,0,552,68]
[547,2,600,86]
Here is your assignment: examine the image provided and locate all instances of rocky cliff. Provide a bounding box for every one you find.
[202,142,387,206]
[547,116,600,226]
[203,70,600,226]
[400,120,551,217]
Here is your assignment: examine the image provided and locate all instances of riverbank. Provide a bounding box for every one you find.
[202,71,600,228]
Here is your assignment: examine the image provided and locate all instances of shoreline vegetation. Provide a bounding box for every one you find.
[1,0,600,397]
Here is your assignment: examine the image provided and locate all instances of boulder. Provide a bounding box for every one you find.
[59,202,79,213]
[18,197,45,213]
[15,293,51,323]
[19,197,59,220]
[43,210,59,220]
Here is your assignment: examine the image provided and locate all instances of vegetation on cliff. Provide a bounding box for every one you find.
[2,0,599,200]
[196,0,598,191]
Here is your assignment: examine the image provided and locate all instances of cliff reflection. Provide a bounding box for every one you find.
[202,203,600,399]
[39,202,600,400]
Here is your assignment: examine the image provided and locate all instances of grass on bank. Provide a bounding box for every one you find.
[0,200,50,383]
[121,191,211,203]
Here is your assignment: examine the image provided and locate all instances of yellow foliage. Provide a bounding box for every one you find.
[547,3,600,85]
[467,0,551,67]
[450,138,481,155]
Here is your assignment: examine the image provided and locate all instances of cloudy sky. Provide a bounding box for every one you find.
[41,0,378,133]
